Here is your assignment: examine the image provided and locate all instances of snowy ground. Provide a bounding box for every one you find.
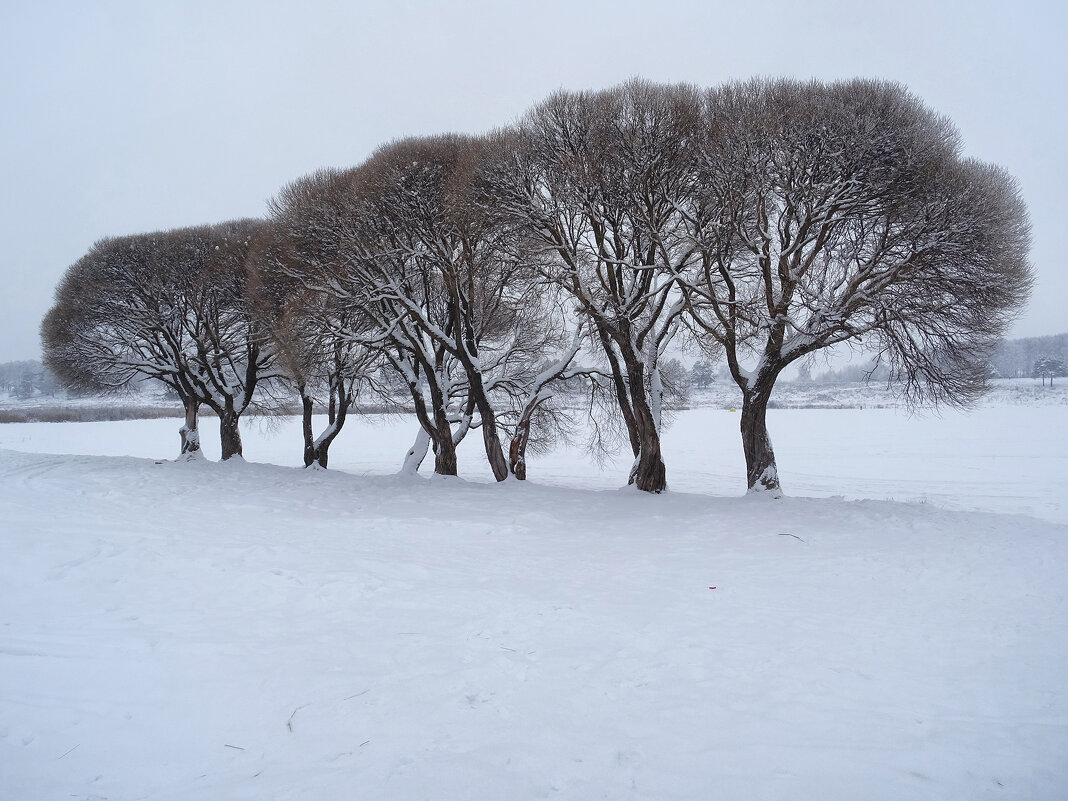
[687,376,1068,410]
[2,405,1067,800]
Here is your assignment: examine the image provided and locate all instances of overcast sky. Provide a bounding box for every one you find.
[1,0,1064,363]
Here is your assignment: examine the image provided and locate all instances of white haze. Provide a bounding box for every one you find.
[1,0,1066,362]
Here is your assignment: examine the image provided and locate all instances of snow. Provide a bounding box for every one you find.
[746,464,782,498]
[687,376,1068,412]
[2,403,1067,800]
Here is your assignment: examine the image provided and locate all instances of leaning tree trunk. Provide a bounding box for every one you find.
[312,383,351,469]
[470,382,508,481]
[219,403,243,461]
[404,367,456,476]
[479,411,508,481]
[400,427,431,474]
[314,441,330,469]
[625,361,667,493]
[454,325,509,481]
[179,399,201,458]
[739,377,782,496]
[630,406,667,493]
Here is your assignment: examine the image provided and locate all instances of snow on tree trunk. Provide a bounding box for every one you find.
[178,400,201,460]
[649,361,665,435]
[400,427,431,475]
[509,415,532,481]
[312,396,348,469]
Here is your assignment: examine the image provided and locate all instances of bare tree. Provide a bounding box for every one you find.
[249,224,380,468]
[270,158,473,476]
[385,134,526,481]
[272,136,563,480]
[1033,356,1067,386]
[42,230,211,457]
[492,80,705,492]
[487,301,607,481]
[165,220,282,460]
[682,78,1032,494]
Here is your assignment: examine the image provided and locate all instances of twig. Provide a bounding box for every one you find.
[344,689,370,701]
[57,744,79,760]
[224,744,245,750]
[287,703,310,732]
[778,532,807,542]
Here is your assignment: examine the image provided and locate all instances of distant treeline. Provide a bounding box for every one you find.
[0,360,63,399]
[800,333,1068,384]
[0,405,183,424]
[987,333,1068,379]
[0,360,167,402]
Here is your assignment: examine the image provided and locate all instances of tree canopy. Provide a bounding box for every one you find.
[42,78,1033,492]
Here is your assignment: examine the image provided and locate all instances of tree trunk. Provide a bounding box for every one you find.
[179,400,201,458]
[219,404,243,461]
[453,327,509,481]
[631,423,667,492]
[597,325,641,458]
[415,359,459,477]
[300,392,315,467]
[313,385,350,469]
[433,433,458,476]
[473,391,508,481]
[509,414,532,481]
[625,359,667,493]
[739,381,782,496]
[481,419,509,480]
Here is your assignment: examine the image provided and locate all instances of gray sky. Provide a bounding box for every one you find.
[2,0,1065,363]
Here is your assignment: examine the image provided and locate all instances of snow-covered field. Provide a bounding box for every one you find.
[2,405,1067,799]
[686,376,1068,411]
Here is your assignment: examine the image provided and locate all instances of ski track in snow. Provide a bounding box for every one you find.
[1,407,1067,800]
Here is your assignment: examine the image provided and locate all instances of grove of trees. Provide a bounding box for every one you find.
[988,333,1068,379]
[0,360,62,399]
[41,77,1033,495]
[42,221,282,459]
[1033,356,1067,386]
